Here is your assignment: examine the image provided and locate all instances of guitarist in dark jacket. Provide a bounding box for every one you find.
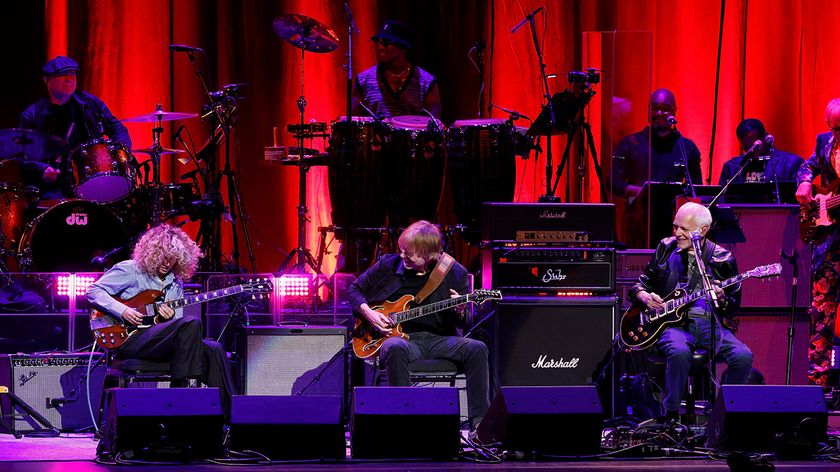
[629,202,753,422]
[347,220,490,431]
[86,225,235,410]
[795,98,840,385]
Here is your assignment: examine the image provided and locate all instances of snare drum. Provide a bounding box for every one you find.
[327,116,390,232]
[388,115,445,226]
[18,199,128,272]
[0,183,38,252]
[70,139,138,203]
[446,119,517,238]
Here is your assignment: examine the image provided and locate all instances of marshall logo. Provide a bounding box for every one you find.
[531,355,579,369]
[18,371,37,387]
[66,213,88,226]
[539,210,567,219]
[541,268,568,284]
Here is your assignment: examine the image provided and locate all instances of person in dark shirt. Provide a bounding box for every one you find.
[352,20,441,119]
[718,118,803,185]
[611,88,702,199]
[19,56,131,199]
[630,202,752,422]
[347,220,489,430]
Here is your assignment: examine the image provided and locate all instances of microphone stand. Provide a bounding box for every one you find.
[781,249,799,385]
[691,232,720,407]
[672,123,697,199]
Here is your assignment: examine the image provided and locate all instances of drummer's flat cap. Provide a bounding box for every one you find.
[42,56,80,77]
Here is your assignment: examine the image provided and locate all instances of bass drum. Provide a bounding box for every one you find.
[18,200,128,272]
[446,119,517,241]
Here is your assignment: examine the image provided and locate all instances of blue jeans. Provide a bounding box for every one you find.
[379,331,490,424]
[658,316,753,412]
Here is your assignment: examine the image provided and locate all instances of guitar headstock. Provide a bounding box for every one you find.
[747,263,783,279]
[471,289,503,304]
[243,277,274,298]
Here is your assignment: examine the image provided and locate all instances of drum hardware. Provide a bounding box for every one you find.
[287,122,329,140]
[273,13,338,287]
[0,128,70,162]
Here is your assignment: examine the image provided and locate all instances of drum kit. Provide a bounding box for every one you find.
[0,107,202,273]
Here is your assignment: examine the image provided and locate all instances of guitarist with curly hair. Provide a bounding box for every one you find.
[629,202,753,423]
[348,220,490,432]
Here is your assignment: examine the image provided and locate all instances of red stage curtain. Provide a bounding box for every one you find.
[4,0,837,272]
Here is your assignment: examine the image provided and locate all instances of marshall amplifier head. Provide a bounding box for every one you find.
[483,247,615,294]
[482,203,615,244]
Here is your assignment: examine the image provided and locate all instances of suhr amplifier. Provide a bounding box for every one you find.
[483,247,615,293]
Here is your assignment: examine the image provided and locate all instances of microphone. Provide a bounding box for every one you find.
[765,133,775,151]
[344,1,359,35]
[169,44,204,53]
[690,230,703,241]
[667,116,678,125]
[420,107,442,132]
[475,40,486,53]
[172,124,186,142]
[511,6,544,34]
[91,246,126,267]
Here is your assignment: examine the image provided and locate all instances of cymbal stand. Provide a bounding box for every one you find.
[277,47,327,281]
[147,105,165,225]
[182,50,257,272]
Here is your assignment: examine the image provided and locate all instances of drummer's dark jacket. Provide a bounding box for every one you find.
[19,91,131,196]
[629,236,741,321]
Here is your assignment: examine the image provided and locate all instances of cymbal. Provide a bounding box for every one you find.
[0,128,70,162]
[132,147,186,155]
[273,13,339,53]
[123,109,199,123]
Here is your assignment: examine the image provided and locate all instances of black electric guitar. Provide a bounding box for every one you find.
[619,263,781,350]
[90,278,272,350]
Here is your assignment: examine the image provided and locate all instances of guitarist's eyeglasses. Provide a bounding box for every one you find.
[830,125,840,133]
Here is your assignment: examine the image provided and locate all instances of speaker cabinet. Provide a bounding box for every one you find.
[495,297,616,387]
[0,353,105,432]
[242,326,346,397]
[230,395,345,459]
[103,387,224,460]
[351,387,460,459]
[477,386,603,456]
[707,385,827,453]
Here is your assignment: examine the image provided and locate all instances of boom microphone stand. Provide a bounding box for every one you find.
[781,249,799,385]
[691,231,720,407]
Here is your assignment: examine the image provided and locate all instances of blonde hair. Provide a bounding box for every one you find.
[826,98,840,123]
[132,224,203,279]
[398,220,443,260]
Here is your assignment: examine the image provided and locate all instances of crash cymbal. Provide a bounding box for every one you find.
[0,128,70,162]
[132,147,186,155]
[273,13,339,53]
[123,109,199,123]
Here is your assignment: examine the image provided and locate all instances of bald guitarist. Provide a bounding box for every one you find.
[796,98,840,386]
[347,220,490,433]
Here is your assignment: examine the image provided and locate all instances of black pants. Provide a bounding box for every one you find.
[116,317,236,416]
[379,331,490,426]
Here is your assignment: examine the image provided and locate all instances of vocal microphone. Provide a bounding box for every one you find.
[690,230,704,241]
[667,116,678,125]
[475,40,486,53]
[765,134,775,151]
[740,139,764,164]
[511,6,544,34]
[90,246,126,267]
[49,397,74,408]
[169,44,204,53]
[172,124,186,142]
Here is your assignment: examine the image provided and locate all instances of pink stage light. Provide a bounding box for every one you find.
[275,274,312,298]
[56,274,97,296]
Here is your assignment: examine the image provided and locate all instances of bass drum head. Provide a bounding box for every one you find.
[19,199,128,272]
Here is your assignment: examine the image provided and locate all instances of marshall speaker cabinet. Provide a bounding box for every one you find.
[494,296,616,387]
[484,247,615,294]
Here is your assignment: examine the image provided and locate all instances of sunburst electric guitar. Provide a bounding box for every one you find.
[351,289,502,359]
[90,278,273,350]
[619,264,781,350]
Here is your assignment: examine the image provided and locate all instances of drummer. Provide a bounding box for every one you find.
[352,20,441,120]
[19,56,131,199]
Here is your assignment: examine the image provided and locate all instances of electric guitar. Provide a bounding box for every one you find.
[619,263,781,350]
[800,180,840,243]
[90,278,273,350]
[351,289,502,359]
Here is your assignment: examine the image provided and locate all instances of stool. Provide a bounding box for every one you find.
[375,358,462,386]
[647,347,710,424]
[97,357,173,429]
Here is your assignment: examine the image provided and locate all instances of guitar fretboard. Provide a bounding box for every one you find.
[656,272,747,317]
[389,294,475,324]
[154,285,246,310]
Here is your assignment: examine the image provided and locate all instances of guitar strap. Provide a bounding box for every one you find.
[413,253,455,305]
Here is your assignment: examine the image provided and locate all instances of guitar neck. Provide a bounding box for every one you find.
[666,272,749,312]
[148,285,246,311]
[390,294,474,324]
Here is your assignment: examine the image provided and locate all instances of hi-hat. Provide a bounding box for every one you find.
[132,147,186,155]
[123,109,199,123]
[0,128,70,161]
[273,13,339,53]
